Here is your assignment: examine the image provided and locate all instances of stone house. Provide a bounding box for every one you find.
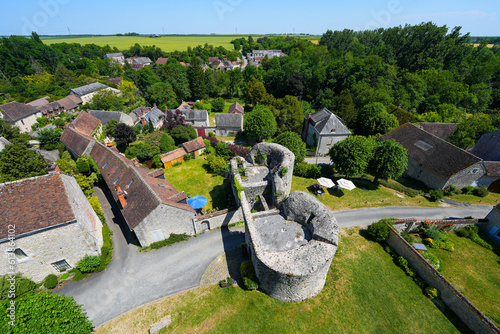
[485,204,500,244]
[0,173,103,283]
[88,110,134,127]
[134,107,164,129]
[104,52,125,65]
[127,57,152,70]
[302,108,351,155]
[382,123,486,190]
[61,121,197,247]
[228,102,244,114]
[181,137,206,158]
[56,96,79,112]
[215,113,243,137]
[181,109,209,127]
[0,102,42,133]
[70,83,120,104]
[471,130,500,192]
[71,111,102,139]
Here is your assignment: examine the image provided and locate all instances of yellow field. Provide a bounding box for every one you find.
[41,35,321,52]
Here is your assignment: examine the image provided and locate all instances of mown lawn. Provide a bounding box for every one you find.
[95,228,466,333]
[424,232,500,326]
[291,176,439,211]
[162,157,231,211]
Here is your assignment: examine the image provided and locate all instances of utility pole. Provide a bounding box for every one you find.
[67,27,72,35]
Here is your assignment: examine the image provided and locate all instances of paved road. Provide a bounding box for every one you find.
[57,187,493,327]
[56,187,245,327]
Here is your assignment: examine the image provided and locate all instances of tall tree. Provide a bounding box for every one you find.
[271,95,304,134]
[188,56,206,100]
[146,82,178,110]
[355,102,398,136]
[274,131,307,164]
[328,136,376,177]
[368,140,408,183]
[243,105,277,141]
[333,90,357,128]
[0,143,47,182]
[114,123,136,147]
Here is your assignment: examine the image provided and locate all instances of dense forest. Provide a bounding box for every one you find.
[1,23,499,149]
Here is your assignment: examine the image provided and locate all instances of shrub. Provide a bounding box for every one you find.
[240,260,259,290]
[183,153,192,161]
[455,225,492,250]
[215,142,232,160]
[280,167,288,177]
[44,274,58,289]
[172,162,182,167]
[401,231,415,244]
[473,186,489,197]
[293,162,321,178]
[87,196,105,223]
[462,185,474,195]
[425,287,440,299]
[367,221,390,242]
[76,157,90,174]
[424,228,445,242]
[145,233,191,251]
[444,184,457,196]
[76,255,101,274]
[153,155,163,168]
[234,176,245,199]
[429,189,444,201]
[61,273,70,280]
[256,151,266,164]
[422,252,441,270]
[97,223,113,272]
[0,274,36,301]
[72,269,86,281]
[208,131,215,137]
[207,153,228,174]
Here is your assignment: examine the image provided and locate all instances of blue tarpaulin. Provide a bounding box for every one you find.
[187,196,208,210]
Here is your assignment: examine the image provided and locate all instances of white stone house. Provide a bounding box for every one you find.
[0,173,103,283]
[70,83,121,104]
[104,52,125,65]
[0,102,42,133]
[302,108,351,155]
[181,109,209,127]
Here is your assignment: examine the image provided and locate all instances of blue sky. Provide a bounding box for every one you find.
[1,0,498,36]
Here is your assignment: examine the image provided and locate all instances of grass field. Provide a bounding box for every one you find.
[95,228,466,333]
[162,157,231,211]
[41,35,321,52]
[423,232,500,326]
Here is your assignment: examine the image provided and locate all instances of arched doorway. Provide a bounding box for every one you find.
[488,179,500,193]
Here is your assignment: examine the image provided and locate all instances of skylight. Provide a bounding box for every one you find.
[103,162,108,168]
[414,140,433,151]
[114,178,119,184]
[159,184,167,188]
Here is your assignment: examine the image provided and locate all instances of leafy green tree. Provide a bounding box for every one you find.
[243,105,277,141]
[103,120,119,137]
[355,102,398,136]
[215,142,232,160]
[0,292,93,333]
[333,90,357,128]
[329,136,376,177]
[227,69,243,97]
[146,82,178,110]
[118,80,139,104]
[207,153,228,174]
[274,131,306,164]
[368,139,408,183]
[36,128,62,150]
[114,123,136,147]
[244,78,268,106]
[449,113,497,149]
[271,95,304,134]
[188,56,206,99]
[211,97,225,113]
[169,125,197,145]
[0,119,21,142]
[84,89,124,111]
[0,144,47,182]
[159,133,175,153]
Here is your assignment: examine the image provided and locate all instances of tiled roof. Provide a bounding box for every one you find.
[161,148,187,163]
[71,83,109,97]
[106,78,122,85]
[67,95,83,105]
[105,53,124,58]
[156,58,169,65]
[181,109,208,121]
[0,174,75,239]
[88,110,133,126]
[228,102,244,114]
[182,137,205,153]
[0,102,40,122]
[72,111,101,136]
[27,96,50,107]
[471,130,500,161]
[57,97,79,111]
[382,123,482,179]
[40,101,63,114]
[309,108,351,135]
[215,113,243,128]
[483,161,500,177]
[417,123,457,140]
[177,102,191,110]
[60,126,93,156]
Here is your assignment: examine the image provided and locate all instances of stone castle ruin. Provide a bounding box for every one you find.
[231,143,339,302]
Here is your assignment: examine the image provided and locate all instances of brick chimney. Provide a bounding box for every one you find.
[115,185,127,208]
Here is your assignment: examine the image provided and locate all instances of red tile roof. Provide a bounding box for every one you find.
[60,126,94,156]
[72,111,101,137]
[228,102,244,114]
[0,174,75,239]
[161,148,187,163]
[156,58,169,65]
[182,137,205,153]
[57,97,79,111]
[67,95,83,105]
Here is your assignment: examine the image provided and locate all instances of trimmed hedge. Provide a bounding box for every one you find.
[44,274,58,289]
[240,260,259,290]
[368,221,390,242]
[97,222,113,272]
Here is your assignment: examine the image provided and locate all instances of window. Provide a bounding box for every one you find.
[52,259,70,272]
[471,168,479,174]
[14,248,28,260]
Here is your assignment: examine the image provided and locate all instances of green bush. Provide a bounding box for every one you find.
[44,274,58,289]
[455,226,492,250]
[76,158,90,174]
[424,228,446,242]
[429,189,444,201]
[153,154,163,168]
[473,186,489,197]
[144,233,191,251]
[280,167,288,177]
[379,180,423,197]
[183,153,192,161]
[401,231,415,244]
[97,223,113,272]
[0,274,36,301]
[172,161,182,167]
[367,221,390,242]
[76,255,101,274]
[422,252,441,270]
[207,153,228,174]
[61,273,70,280]
[72,269,86,281]
[462,186,474,195]
[240,260,259,290]
[425,286,440,299]
[444,184,457,196]
[293,162,321,178]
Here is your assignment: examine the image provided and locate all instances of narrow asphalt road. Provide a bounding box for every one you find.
[56,187,493,328]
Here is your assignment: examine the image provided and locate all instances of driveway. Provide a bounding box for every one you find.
[57,187,493,327]
[56,187,245,327]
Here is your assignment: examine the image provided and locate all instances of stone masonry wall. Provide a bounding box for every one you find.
[391,219,484,233]
[134,204,196,247]
[0,223,100,283]
[60,174,103,250]
[194,208,243,231]
[386,227,500,334]
[445,161,486,190]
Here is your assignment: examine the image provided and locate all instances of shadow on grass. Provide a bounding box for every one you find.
[209,179,233,210]
[350,178,379,191]
[327,187,344,197]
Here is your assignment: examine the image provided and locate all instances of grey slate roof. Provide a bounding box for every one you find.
[216,113,243,128]
[105,53,124,58]
[470,130,500,161]
[143,107,164,127]
[88,110,134,127]
[27,96,50,107]
[57,97,79,111]
[382,123,482,179]
[417,122,457,140]
[181,109,208,121]
[70,82,109,97]
[0,102,40,122]
[309,108,351,135]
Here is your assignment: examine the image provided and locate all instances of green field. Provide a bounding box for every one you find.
[40,35,320,52]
